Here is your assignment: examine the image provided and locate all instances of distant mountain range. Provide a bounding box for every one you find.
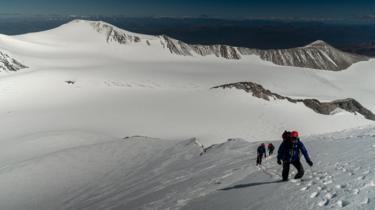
[2,17,375,56]
[0,20,369,72]
[65,20,370,71]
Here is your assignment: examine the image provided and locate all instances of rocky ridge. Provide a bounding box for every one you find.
[212,82,375,121]
[0,50,27,72]
[161,36,368,71]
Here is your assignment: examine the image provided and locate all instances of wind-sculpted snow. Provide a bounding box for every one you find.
[0,132,258,210]
[0,50,27,72]
[213,82,375,120]
[3,129,375,210]
[184,126,375,210]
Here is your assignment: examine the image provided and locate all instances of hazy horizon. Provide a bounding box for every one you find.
[1,16,375,56]
[0,0,375,19]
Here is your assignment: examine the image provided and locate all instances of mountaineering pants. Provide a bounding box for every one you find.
[282,160,304,181]
[256,154,264,165]
[269,149,274,156]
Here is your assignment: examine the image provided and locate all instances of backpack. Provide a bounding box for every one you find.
[282,131,291,141]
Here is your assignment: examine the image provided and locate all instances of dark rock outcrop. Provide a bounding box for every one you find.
[212,82,375,121]
[0,51,28,72]
[89,21,142,44]
[303,99,375,121]
[160,35,242,60]
[250,41,368,71]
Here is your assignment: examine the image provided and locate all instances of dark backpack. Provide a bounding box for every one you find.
[282,131,291,141]
[257,146,265,154]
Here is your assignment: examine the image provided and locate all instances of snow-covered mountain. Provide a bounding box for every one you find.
[0,19,374,210]
[252,40,368,71]
[92,20,369,70]
[75,20,368,70]
[161,36,368,71]
[13,19,366,71]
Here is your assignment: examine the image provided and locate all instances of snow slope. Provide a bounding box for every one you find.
[184,126,375,210]
[0,131,254,210]
[1,127,375,210]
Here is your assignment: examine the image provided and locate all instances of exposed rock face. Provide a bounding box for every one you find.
[251,41,368,71]
[160,36,367,71]
[0,51,27,72]
[212,82,375,121]
[213,82,287,101]
[160,35,192,56]
[89,21,142,44]
[303,99,375,121]
[160,35,242,60]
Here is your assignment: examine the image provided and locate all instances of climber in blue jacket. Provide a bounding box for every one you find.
[277,131,313,181]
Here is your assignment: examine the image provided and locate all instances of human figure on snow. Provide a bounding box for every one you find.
[277,131,313,181]
[268,143,275,156]
[256,143,267,165]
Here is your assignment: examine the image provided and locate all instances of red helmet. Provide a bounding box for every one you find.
[291,131,299,138]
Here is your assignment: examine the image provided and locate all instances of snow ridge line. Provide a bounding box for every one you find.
[65,19,368,71]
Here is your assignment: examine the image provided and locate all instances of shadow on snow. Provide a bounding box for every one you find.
[220,180,283,191]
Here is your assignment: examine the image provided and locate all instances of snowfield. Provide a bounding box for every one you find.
[0,19,374,209]
[0,20,374,145]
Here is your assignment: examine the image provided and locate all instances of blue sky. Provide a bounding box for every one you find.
[0,0,374,19]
